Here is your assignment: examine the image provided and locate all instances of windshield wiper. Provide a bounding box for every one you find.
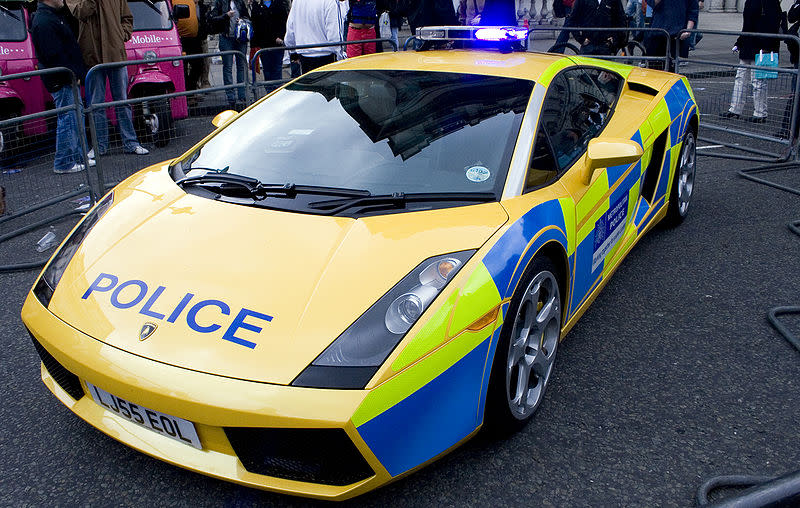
[307,192,497,215]
[0,5,20,21]
[175,172,262,195]
[176,174,372,201]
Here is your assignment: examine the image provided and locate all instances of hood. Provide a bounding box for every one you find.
[49,168,508,384]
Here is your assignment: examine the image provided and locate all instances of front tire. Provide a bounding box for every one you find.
[484,256,562,434]
[663,128,697,227]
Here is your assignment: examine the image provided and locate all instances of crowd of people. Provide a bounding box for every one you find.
[17,0,799,177]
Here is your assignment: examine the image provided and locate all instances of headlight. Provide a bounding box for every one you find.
[143,50,158,62]
[292,250,475,389]
[33,192,114,307]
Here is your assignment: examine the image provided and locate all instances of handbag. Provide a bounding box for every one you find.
[378,12,391,39]
[755,50,779,79]
[235,18,253,42]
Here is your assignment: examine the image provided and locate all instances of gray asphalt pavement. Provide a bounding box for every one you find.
[2,145,800,507]
[2,18,800,506]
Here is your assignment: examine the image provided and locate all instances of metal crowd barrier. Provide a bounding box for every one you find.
[4,29,800,272]
[530,26,672,69]
[0,67,93,272]
[674,29,800,162]
[84,50,251,190]
[249,38,398,99]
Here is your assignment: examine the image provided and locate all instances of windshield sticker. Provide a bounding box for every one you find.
[592,193,628,272]
[465,165,490,183]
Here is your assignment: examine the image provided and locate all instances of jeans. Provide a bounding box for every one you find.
[86,67,140,153]
[259,48,284,82]
[390,26,399,51]
[51,85,87,171]
[219,35,248,105]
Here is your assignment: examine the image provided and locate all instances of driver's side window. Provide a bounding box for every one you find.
[539,68,618,172]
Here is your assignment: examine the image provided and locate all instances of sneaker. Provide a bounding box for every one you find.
[128,145,150,155]
[749,116,767,124]
[88,157,96,167]
[54,163,86,174]
[720,111,740,119]
[87,148,95,159]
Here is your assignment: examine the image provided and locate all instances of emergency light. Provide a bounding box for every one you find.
[415,26,529,52]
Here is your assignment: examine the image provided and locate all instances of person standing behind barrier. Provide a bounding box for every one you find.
[174,0,208,92]
[67,0,149,156]
[209,0,251,108]
[346,0,378,58]
[31,0,95,173]
[251,0,290,81]
[644,0,698,70]
[563,0,626,56]
[721,0,782,123]
[284,0,345,73]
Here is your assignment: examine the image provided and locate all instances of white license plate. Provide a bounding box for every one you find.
[86,382,202,449]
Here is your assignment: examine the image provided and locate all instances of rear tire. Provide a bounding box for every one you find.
[484,256,562,435]
[135,99,174,148]
[663,128,696,227]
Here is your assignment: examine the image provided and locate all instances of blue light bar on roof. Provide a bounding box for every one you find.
[417,26,529,42]
[474,27,529,41]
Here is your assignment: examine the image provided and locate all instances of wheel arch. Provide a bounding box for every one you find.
[517,240,570,325]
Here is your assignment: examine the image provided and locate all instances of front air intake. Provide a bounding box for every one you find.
[224,427,374,485]
[29,332,85,401]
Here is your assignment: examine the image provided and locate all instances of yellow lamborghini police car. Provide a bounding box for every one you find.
[21,27,697,500]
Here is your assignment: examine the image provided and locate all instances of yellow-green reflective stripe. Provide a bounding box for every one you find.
[352,327,493,427]
[568,56,633,79]
[649,101,671,133]
[537,58,573,87]
[576,170,609,224]
[558,197,577,256]
[577,199,610,244]
[639,122,653,145]
[448,263,502,340]
[392,292,458,372]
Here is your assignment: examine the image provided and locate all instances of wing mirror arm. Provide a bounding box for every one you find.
[584,138,644,185]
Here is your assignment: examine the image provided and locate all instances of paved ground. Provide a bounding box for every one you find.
[2,153,799,506]
[2,13,800,506]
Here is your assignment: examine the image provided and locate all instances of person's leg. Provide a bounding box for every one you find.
[752,69,768,119]
[51,86,80,172]
[260,49,283,81]
[199,37,211,88]
[107,66,142,152]
[185,37,204,90]
[362,27,376,55]
[86,69,109,155]
[218,35,236,105]
[728,60,749,116]
[235,40,248,101]
[390,26,399,51]
[347,29,363,58]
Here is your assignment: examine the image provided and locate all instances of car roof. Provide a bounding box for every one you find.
[325,50,573,82]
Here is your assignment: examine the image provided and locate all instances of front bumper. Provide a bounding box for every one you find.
[21,292,394,500]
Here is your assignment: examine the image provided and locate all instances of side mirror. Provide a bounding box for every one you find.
[211,110,237,128]
[173,4,190,19]
[584,138,643,184]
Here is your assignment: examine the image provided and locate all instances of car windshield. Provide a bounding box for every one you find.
[183,70,533,200]
[129,0,172,31]
[0,7,26,42]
